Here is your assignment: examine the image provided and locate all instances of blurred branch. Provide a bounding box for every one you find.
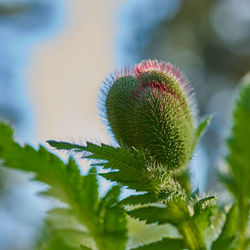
[0,3,30,16]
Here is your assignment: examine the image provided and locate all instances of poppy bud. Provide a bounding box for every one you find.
[101,60,196,170]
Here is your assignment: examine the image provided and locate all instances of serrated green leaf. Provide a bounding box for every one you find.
[224,81,250,198]
[49,140,182,199]
[128,206,177,226]
[131,237,185,250]
[46,208,87,232]
[127,216,179,249]
[222,78,250,248]
[120,193,156,206]
[49,141,155,193]
[47,140,86,153]
[37,235,79,250]
[46,114,217,249]
[193,196,217,231]
[35,219,84,250]
[193,208,215,233]
[211,204,238,250]
[48,139,189,207]
[128,193,217,250]
[128,197,189,226]
[97,185,128,250]
[99,171,155,191]
[0,122,127,250]
[79,166,99,214]
[194,196,216,214]
[128,197,209,249]
[98,185,121,213]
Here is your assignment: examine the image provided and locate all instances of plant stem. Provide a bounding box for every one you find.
[237,196,249,250]
[179,220,207,250]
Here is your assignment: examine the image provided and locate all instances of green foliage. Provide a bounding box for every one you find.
[127,199,189,226]
[47,140,185,201]
[223,79,250,199]
[211,204,238,250]
[36,219,85,250]
[220,77,250,249]
[132,237,186,250]
[128,195,216,250]
[126,216,178,249]
[48,130,217,249]
[0,123,127,250]
[1,70,250,249]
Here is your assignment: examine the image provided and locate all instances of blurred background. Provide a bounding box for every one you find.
[0,0,250,249]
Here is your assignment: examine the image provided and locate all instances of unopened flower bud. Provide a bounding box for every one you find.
[101,60,196,170]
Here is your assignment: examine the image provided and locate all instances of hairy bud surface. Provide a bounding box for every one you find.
[101,60,196,170]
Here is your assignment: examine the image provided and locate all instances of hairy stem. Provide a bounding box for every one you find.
[179,220,206,250]
[237,196,249,250]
